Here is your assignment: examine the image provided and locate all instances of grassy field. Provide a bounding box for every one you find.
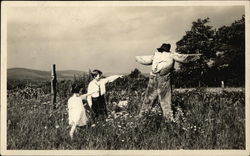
[7,75,245,150]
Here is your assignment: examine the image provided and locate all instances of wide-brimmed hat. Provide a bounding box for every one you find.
[157,43,171,52]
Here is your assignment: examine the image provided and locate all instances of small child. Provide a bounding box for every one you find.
[68,85,89,139]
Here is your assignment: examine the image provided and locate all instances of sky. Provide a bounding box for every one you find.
[6,5,244,73]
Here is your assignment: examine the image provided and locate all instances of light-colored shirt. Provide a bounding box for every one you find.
[152,52,174,74]
[135,51,201,75]
[87,75,121,107]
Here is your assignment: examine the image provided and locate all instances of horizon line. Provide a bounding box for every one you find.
[6,67,147,74]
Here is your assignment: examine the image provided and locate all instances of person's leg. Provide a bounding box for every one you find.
[93,96,107,122]
[101,95,108,117]
[70,124,76,140]
[158,74,174,121]
[139,76,158,117]
[99,95,108,121]
[91,98,99,121]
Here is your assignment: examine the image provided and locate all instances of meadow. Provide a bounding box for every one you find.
[7,73,245,150]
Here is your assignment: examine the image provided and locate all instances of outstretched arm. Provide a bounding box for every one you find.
[171,52,202,63]
[104,75,124,83]
[135,55,154,65]
[80,91,98,100]
[85,91,100,107]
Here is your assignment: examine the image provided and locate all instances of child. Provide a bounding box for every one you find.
[68,84,90,139]
[87,69,123,121]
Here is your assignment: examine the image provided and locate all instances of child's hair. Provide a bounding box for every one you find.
[79,87,87,94]
[91,69,102,78]
[71,84,81,94]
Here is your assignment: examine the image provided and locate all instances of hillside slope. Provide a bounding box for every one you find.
[7,68,85,80]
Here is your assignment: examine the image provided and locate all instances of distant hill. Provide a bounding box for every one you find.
[7,68,149,81]
[7,68,86,81]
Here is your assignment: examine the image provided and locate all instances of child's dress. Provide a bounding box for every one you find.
[68,94,88,126]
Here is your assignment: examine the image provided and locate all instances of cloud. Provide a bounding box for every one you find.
[6,5,245,73]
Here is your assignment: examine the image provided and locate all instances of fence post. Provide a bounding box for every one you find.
[221,80,224,89]
[51,64,57,108]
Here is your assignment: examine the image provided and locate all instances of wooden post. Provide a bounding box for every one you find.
[51,64,57,108]
[221,80,224,89]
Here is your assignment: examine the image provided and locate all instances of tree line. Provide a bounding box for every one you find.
[173,15,245,88]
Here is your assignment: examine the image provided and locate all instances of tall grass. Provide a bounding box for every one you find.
[7,74,245,149]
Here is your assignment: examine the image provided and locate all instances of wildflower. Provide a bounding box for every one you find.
[193,125,197,131]
[106,118,113,122]
[55,125,59,129]
[91,124,96,127]
[118,100,128,108]
[182,127,187,131]
[44,126,47,129]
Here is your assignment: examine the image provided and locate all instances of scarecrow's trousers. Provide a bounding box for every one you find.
[139,74,173,120]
